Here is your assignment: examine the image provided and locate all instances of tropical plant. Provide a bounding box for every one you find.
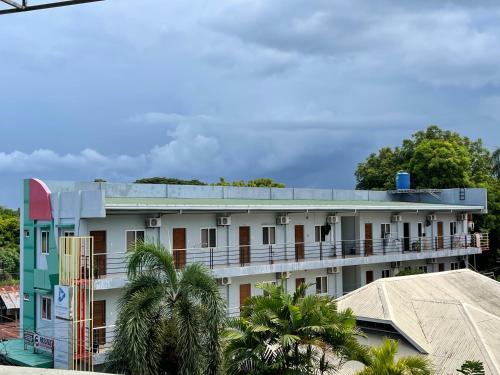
[356,338,433,375]
[457,360,485,375]
[223,280,367,374]
[106,241,226,375]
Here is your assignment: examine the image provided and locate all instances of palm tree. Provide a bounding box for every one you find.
[356,338,432,375]
[106,241,226,375]
[223,280,367,374]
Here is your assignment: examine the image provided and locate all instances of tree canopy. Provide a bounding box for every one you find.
[0,206,19,282]
[134,176,286,188]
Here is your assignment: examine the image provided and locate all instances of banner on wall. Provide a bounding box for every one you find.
[54,285,72,320]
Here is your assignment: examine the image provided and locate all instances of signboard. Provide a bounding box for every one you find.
[34,334,54,353]
[54,285,72,320]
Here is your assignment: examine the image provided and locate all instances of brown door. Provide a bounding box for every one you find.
[90,231,106,278]
[173,228,187,269]
[295,277,305,290]
[438,263,445,272]
[295,225,305,261]
[366,270,374,284]
[364,223,373,256]
[437,222,444,249]
[93,300,106,347]
[239,283,251,309]
[239,226,251,265]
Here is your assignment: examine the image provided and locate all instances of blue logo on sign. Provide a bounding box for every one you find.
[58,287,66,302]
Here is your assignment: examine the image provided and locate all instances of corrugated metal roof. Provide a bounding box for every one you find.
[105,197,484,212]
[0,286,20,310]
[337,270,500,375]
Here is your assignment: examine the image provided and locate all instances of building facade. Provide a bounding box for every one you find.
[19,179,489,370]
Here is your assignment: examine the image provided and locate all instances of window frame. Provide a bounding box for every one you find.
[381,269,391,278]
[315,276,328,295]
[41,296,52,321]
[381,223,391,239]
[262,226,276,246]
[450,262,460,270]
[126,229,146,251]
[40,230,50,255]
[314,225,328,243]
[201,227,217,248]
[417,222,425,237]
[449,222,457,236]
[418,265,428,273]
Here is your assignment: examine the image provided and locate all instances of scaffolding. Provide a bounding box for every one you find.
[59,236,94,372]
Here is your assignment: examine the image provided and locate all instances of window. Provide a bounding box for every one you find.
[418,265,428,273]
[417,222,425,237]
[126,230,145,251]
[314,225,328,242]
[381,223,391,239]
[381,269,391,278]
[201,228,217,248]
[315,276,328,294]
[450,262,460,270]
[63,231,75,237]
[41,230,49,255]
[450,222,457,236]
[42,296,52,320]
[262,226,276,245]
[295,278,306,290]
[24,229,30,238]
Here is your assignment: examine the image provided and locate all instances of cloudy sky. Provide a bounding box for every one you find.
[0,0,499,207]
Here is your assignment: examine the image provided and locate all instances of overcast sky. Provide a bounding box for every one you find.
[0,0,499,208]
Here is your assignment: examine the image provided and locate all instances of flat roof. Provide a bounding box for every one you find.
[0,339,53,368]
[105,197,484,212]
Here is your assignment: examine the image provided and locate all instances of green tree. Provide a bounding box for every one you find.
[135,177,208,185]
[356,338,432,375]
[0,206,20,282]
[223,281,367,374]
[395,268,425,277]
[492,149,500,180]
[213,177,285,188]
[457,360,485,375]
[106,241,226,375]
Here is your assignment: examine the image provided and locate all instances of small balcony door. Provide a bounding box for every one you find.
[90,231,106,278]
[173,228,186,269]
[239,226,251,266]
[93,300,106,348]
[366,270,374,284]
[295,225,305,261]
[364,223,373,256]
[403,223,410,252]
[239,283,251,310]
[437,222,444,249]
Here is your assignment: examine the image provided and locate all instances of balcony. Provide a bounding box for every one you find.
[92,325,116,365]
[90,233,488,285]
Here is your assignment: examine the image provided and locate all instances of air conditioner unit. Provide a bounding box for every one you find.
[327,266,340,274]
[426,258,437,264]
[427,214,437,222]
[146,217,161,228]
[217,216,231,226]
[391,215,402,222]
[217,277,232,286]
[276,216,290,225]
[326,215,340,224]
[276,271,291,280]
[457,213,467,221]
[457,255,467,262]
[390,261,402,269]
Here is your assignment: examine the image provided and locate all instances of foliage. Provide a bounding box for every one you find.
[355,125,492,190]
[356,338,433,375]
[355,125,499,274]
[106,241,226,375]
[223,280,367,375]
[0,206,19,282]
[214,177,286,188]
[456,360,485,375]
[395,268,425,277]
[135,177,207,185]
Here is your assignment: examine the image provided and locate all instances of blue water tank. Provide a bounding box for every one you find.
[396,172,411,190]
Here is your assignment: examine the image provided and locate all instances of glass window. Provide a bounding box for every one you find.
[42,296,52,320]
[315,226,327,242]
[450,222,457,235]
[418,265,428,273]
[41,230,49,254]
[126,230,145,251]
[262,226,276,245]
[417,223,425,237]
[315,276,328,294]
[381,269,390,278]
[451,262,459,270]
[201,228,217,248]
[381,223,391,239]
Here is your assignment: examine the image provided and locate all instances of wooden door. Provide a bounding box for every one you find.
[90,231,106,278]
[173,228,186,269]
[295,278,305,290]
[239,283,251,309]
[366,270,374,284]
[364,223,373,256]
[403,223,410,252]
[239,226,251,265]
[93,300,106,347]
[438,263,445,272]
[294,225,305,261]
[437,222,444,249]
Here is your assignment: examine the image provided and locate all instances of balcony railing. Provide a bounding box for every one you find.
[89,233,488,278]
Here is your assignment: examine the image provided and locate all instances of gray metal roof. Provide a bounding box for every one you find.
[337,270,500,375]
